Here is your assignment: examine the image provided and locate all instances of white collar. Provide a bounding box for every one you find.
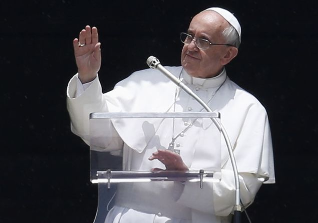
[182,68,227,88]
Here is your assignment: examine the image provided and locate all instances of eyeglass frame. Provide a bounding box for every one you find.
[180,32,234,50]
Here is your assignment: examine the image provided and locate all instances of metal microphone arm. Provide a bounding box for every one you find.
[147,56,242,221]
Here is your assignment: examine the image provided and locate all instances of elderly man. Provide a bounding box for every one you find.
[67,7,275,223]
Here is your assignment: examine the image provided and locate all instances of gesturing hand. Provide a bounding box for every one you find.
[73,25,101,83]
[149,149,189,172]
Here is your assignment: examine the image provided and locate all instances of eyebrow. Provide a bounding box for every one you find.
[187,30,213,43]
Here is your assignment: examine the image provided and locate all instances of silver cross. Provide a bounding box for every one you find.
[168,142,180,155]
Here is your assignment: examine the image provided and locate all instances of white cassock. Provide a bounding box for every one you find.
[67,66,275,223]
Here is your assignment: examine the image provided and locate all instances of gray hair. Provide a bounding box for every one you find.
[222,24,241,48]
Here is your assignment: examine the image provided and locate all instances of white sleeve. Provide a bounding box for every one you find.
[75,74,95,98]
[176,170,263,216]
[67,74,123,151]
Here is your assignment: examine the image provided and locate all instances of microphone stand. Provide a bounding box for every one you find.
[147,56,241,223]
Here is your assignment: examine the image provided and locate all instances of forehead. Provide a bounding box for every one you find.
[188,11,228,36]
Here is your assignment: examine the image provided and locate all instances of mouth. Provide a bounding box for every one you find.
[185,53,200,60]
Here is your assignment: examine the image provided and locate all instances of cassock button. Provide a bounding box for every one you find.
[157,212,162,216]
[184,122,188,126]
[195,87,200,91]
[180,132,184,137]
[176,143,180,147]
[188,107,192,111]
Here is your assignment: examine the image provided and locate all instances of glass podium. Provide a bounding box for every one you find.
[89,112,221,223]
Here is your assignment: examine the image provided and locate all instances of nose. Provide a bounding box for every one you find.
[187,39,199,51]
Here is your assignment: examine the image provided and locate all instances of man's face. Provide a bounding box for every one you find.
[181,11,231,78]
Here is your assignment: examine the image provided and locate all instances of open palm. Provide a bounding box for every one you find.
[73,25,101,83]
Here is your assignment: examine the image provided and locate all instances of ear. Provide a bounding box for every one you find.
[220,47,238,65]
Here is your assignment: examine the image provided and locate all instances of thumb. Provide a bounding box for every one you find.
[151,168,164,172]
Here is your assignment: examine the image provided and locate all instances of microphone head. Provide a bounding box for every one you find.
[146,56,160,69]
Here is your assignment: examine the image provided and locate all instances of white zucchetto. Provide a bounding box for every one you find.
[205,7,241,42]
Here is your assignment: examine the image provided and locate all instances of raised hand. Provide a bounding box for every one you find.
[73,25,101,83]
[149,149,189,171]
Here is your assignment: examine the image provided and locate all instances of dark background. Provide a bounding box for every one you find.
[1,0,317,222]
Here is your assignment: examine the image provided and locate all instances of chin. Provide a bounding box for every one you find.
[189,72,202,78]
[182,61,194,72]
[183,67,200,77]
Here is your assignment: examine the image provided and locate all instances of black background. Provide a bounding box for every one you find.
[1,0,318,222]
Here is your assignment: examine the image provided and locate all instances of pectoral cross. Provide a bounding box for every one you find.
[168,142,180,155]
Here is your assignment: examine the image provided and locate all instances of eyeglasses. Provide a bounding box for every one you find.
[180,32,233,50]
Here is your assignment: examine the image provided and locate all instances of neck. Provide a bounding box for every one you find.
[187,67,225,79]
[207,67,225,78]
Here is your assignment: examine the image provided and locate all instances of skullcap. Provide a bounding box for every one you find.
[205,7,241,42]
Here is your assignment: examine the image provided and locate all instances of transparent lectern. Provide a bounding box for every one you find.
[89,111,221,223]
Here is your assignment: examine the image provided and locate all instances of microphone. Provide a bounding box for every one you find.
[147,56,242,223]
[146,56,222,117]
[146,56,215,114]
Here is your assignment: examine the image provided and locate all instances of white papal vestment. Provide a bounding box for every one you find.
[67,66,275,223]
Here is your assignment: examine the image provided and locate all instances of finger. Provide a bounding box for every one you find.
[149,154,164,161]
[78,29,86,46]
[73,38,82,54]
[148,154,159,160]
[93,42,101,60]
[151,168,164,172]
[157,149,178,159]
[85,25,92,44]
[91,27,99,44]
[148,150,159,159]
[73,38,79,49]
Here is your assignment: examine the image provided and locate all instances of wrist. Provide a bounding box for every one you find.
[78,72,97,84]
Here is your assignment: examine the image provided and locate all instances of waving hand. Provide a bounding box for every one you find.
[73,25,101,83]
